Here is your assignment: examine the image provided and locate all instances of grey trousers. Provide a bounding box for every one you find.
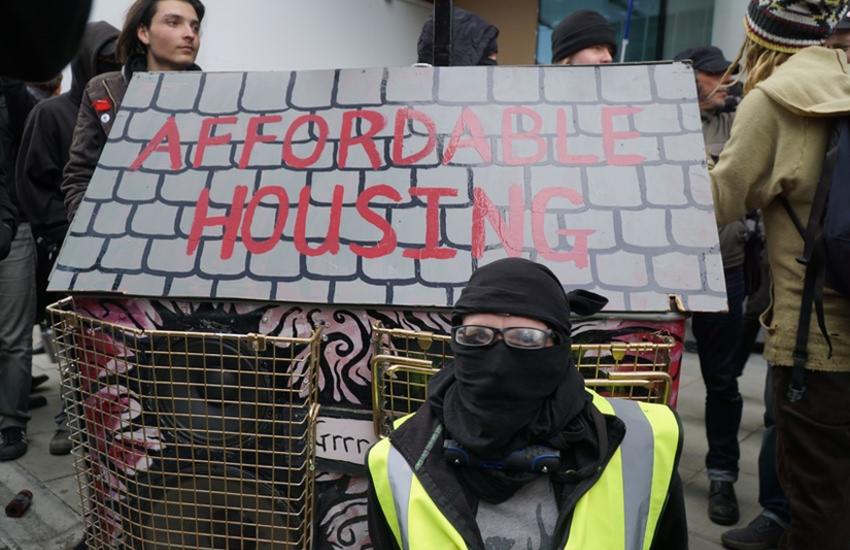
[0,223,36,430]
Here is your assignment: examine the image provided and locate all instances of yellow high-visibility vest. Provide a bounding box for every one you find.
[367,391,680,550]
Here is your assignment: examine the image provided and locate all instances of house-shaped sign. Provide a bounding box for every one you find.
[50,62,727,312]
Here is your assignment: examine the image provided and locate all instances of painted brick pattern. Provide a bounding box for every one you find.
[51,63,727,312]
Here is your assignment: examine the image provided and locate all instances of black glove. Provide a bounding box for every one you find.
[0,222,13,261]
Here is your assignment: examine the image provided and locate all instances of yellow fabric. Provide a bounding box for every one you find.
[369,391,681,549]
[564,393,625,550]
[407,475,468,549]
[710,46,850,371]
[367,438,404,547]
[565,392,680,550]
[637,402,679,550]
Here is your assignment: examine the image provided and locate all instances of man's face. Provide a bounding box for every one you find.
[825,30,850,62]
[137,0,201,71]
[695,70,731,112]
[460,313,555,348]
[558,44,613,65]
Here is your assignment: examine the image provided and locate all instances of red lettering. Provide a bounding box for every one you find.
[241,186,289,254]
[531,187,593,266]
[294,185,343,256]
[186,185,248,260]
[391,108,436,165]
[350,185,402,259]
[501,107,546,166]
[338,110,385,169]
[193,116,238,167]
[602,106,645,166]
[471,186,524,258]
[283,114,328,169]
[556,109,599,165]
[129,115,183,171]
[239,114,282,169]
[403,187,457,260]
[442,108,492,164]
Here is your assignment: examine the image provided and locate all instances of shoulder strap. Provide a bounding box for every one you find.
[782,123,840,401]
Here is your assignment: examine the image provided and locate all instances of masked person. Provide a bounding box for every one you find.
[62,0,204,220]
[366,258,687,550]
[417,8,499,66]
[551,10,616,65]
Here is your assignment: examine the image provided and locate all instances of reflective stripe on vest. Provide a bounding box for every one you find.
[368,392,680,550]
[564,393,678,550]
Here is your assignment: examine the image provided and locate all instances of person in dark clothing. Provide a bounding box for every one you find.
[0,80,40,461]
[16,21,120,456]
[673,45,750,527]
[0,0,92,82]
[366,258,688,550]
[0,151,15,261]
[417,8,499,66]
[18,22,119,254]
[62,0,204,221]
[550,10,617,65]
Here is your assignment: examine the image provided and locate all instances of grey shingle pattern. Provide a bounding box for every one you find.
[50,63,727,312]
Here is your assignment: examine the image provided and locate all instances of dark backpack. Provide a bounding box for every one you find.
[779,118,850,401]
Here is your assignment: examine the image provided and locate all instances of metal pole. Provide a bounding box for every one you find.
[433,0,453,66]
[620,0,635,62]
[655,0,668,61]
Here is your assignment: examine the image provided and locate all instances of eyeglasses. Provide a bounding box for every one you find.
[451,325,555,350]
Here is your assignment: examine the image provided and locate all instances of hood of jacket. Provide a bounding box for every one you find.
[417,8,499,66]
[756,46,850,117]
[70,21,120,106]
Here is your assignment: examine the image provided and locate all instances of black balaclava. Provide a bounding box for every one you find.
[550,10,617,64]
[427,258,607,502]
[417,8,499,66]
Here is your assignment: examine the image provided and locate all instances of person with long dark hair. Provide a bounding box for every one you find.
[61,0,205,221]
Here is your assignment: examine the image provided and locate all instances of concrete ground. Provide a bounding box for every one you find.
[0,346,768,549]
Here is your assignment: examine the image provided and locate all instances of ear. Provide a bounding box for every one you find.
[137,25,151,46]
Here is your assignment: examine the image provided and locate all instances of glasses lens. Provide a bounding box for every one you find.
[503,327,548,349]
[454,326,496,347]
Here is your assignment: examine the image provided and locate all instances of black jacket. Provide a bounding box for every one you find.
[0,81,38,223]
[16,22,118,243]
[0,154,15,260]
[367,402,688,550]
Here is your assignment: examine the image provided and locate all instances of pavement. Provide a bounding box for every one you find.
[0,341,770,549]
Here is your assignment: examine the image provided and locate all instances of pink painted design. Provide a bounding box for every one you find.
[319,496,369,549]
[84,385,142,439]
[109,428,164,476]
[74,297,163,330]
[78,329,135,387]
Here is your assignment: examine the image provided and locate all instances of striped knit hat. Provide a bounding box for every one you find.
[745,0,850,53]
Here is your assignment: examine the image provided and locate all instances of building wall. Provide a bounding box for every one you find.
[454,0,539,64]
[711,0,747,61]
[66,0,431,89]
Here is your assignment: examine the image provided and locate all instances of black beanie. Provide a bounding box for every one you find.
[550,10,617,64]
[451,258,608,341]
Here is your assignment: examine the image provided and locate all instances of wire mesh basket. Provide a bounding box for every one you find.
[48,298,321,549]
[371,323,675,436]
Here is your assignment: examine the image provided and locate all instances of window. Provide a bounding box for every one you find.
[537,0,715,64]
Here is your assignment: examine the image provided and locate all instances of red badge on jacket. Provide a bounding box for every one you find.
[92,98,112,113]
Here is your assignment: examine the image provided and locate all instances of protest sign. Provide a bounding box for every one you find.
[51,63,726,312]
